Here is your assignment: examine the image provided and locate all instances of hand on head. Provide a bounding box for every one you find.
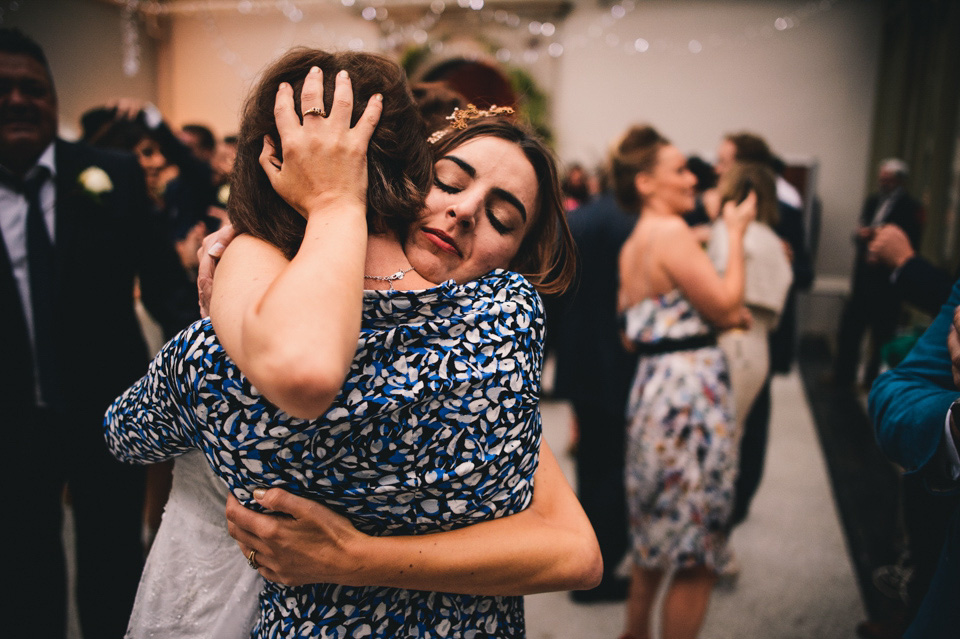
[721,189,757,236]
[105,98,149,121]
[259,67,382,219]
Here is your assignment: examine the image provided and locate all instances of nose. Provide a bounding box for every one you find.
[5,85,29,106]
[446,194,481,230]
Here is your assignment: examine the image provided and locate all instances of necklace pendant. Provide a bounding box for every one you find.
[390,270,405,280]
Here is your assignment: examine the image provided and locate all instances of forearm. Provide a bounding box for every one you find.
[103,340,193,464]
[345,444,602,596]
[707,234,747,327]
[871,368,959,471]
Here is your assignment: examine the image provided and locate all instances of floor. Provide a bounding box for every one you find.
[525,370,864,639]
[65,348,869,638]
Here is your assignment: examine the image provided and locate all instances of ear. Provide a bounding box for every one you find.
[634,172,654,199]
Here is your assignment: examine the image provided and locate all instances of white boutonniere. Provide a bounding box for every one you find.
[217,183,230,207]
[78,166,113,202]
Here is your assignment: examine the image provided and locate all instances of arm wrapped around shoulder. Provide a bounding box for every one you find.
[104,322,204,464]
[869,279,960,472]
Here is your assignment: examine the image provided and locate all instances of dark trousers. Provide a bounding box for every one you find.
[834,272,901,386]
[8,407,145,639]
[902,474,960,625]
[730,378,771,528]
[572,399,629,584]
[905,505,960,638]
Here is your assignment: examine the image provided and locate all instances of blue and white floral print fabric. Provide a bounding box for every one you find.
[105,269,543,638]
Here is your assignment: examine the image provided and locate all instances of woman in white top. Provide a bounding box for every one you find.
[708,162,793,431]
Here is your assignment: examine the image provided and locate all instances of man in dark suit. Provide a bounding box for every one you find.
[869,278,960,639]
[1,29,190,637]
[834,158,923,388]
[548,190,637,602]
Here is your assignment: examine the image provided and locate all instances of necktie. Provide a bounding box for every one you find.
[22,167,59,408]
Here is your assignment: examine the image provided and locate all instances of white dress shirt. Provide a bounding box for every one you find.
[0,142,57,401]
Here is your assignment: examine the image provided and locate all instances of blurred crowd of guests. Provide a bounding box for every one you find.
[551,125,953,639]
[548,128,813,637]
[5,20,952,639]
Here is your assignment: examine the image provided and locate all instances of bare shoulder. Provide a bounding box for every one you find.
[220,233,285,263]
[658,215,696,238]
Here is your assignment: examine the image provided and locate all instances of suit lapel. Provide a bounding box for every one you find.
[54,139,85,263]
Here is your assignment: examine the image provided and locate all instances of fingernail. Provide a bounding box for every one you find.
[374,93,383,102]
[339,70,349,79]
[253,488,266,500]
[309,66,320,74]
[208,241,225,257]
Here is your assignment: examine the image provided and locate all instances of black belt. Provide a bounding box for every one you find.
[633,333,717,356]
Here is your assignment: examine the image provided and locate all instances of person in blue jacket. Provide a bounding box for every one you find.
[869,278,960,638]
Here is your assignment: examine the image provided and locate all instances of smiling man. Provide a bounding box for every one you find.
[0,28,190,637]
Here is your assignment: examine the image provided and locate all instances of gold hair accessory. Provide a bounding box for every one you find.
[427,104,515,144]
[303,105,326,118]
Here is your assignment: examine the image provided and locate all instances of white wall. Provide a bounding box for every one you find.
[554,0,881,281]
[12,0,882,291]
[157,6,381,140]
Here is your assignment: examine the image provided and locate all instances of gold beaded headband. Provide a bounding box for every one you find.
[427,103,516,144]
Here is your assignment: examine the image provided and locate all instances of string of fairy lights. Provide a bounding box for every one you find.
[0,0,843,78]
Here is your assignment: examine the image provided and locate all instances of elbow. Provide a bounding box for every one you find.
[565,532,604,591]
[253,356,345,420]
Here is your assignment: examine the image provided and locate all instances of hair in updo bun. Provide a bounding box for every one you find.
[610,124,670,213]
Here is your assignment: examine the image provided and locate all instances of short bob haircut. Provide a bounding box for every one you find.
[229,48,432,258]
[609,124,670,213]
[718,161,779,229]
[429,118,576,295]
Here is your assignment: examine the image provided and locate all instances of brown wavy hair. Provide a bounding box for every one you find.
[430,118,576,295]
[229,48,432,258]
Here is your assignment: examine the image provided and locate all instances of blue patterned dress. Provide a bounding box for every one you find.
[621,289,736,572]
[104,270,543,638]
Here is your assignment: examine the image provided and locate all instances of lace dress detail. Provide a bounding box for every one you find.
[105,270,543,638]
[621,290,736,571]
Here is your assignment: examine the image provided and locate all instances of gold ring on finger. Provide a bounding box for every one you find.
[303,106,326,117]
[247,549,260,570]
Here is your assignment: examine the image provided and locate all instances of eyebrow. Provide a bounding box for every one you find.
[442,154,528,222]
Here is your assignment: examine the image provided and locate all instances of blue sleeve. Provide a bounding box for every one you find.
[869,277,960,471]
[103,327,198,464]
